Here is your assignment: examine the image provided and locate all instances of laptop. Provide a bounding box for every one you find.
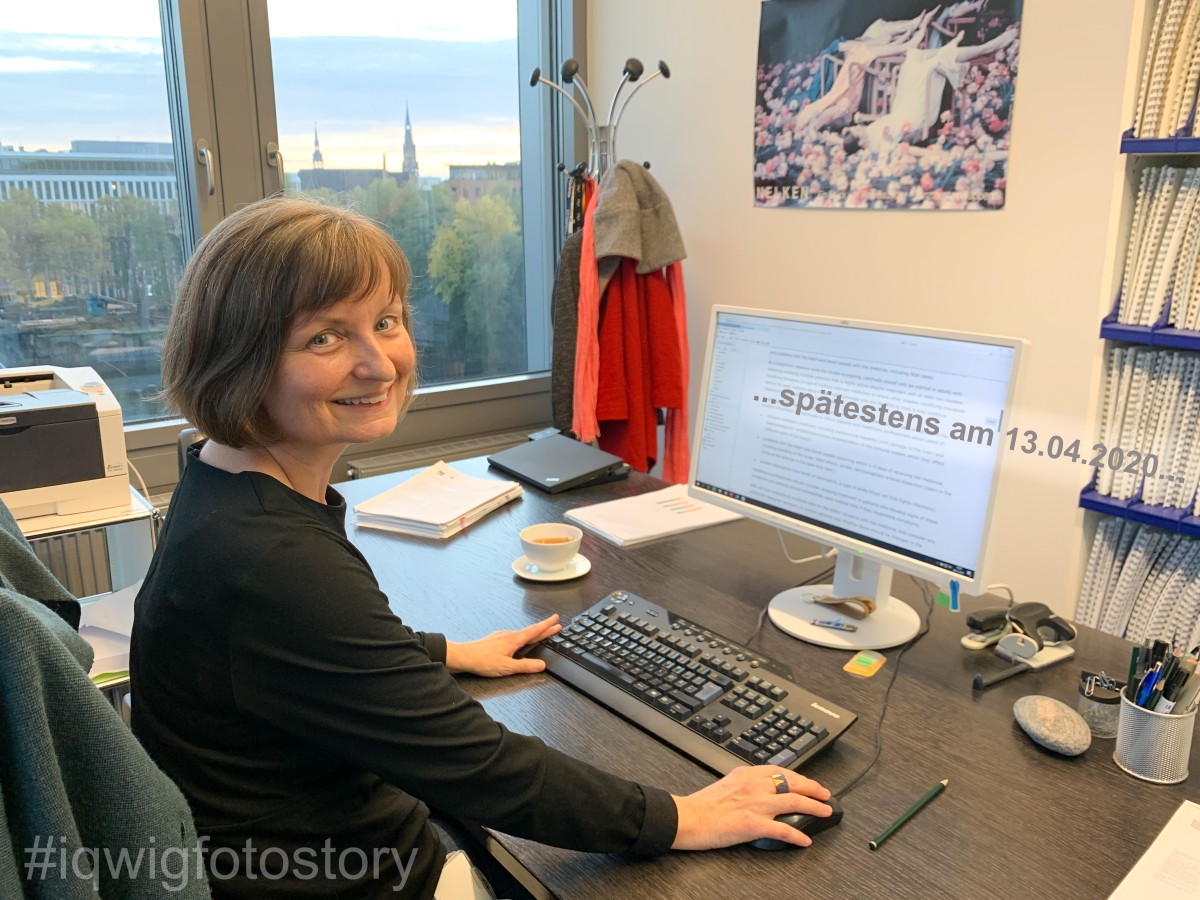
[487,434,630,493]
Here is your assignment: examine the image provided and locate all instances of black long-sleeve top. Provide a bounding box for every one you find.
[131,452,677,898]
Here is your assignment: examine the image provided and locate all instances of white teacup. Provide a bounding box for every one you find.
[519,523,583,573]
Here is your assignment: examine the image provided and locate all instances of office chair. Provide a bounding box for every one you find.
[0,497,210,898]
[177,427,204,475]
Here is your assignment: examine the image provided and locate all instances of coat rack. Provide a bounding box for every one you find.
[529,57,670,177]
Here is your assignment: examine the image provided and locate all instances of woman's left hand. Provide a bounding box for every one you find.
[444,614,562,677]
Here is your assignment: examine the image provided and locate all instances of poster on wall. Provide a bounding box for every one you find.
[754,0,1023,210]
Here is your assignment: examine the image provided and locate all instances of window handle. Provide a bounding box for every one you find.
[266,142,285,194]
[196,140,217,197]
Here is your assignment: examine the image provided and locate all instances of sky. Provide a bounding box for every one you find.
[0,1,522,178]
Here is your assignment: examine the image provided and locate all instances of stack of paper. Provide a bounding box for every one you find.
[353,461,522,539]
[565,484,742,547]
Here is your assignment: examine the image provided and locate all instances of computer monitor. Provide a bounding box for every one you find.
[688,306,1023,650]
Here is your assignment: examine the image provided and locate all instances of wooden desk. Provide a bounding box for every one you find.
[338,459,1200,900]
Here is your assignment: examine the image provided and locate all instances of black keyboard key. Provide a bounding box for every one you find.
[694,681,725,705]
[669,690,704,712]
[767,748,798,768]
[790,732,819,755]
[729,738,759,761]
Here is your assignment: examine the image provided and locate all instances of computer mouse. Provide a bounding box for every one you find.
[750,796,844,850]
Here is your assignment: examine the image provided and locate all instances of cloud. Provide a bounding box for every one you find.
[0,56,90,74]
[33,36,161,56]
[267,0,515,41]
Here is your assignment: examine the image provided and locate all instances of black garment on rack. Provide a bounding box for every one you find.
[551,229,584,435]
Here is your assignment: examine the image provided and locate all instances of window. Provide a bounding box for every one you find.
[0,5,190,422]
[3,0,575,491]
[266,2,533,386]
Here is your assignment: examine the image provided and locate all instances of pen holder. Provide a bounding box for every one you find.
[1113,687,1195,784]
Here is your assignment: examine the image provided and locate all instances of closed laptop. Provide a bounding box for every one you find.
[487,434,629,493]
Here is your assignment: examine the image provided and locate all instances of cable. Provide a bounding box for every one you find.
[985,583,1015,606]
[127,459,151,503]
[833,574,935,801]
[776,529,837,566]
[743,565,835,647]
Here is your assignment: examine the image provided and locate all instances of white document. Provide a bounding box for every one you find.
[1109,800,1200,898]
[353,461,522,539]
[566,484,741,547]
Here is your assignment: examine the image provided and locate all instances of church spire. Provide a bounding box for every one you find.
[312,123,324,169]
[402,101,419,183]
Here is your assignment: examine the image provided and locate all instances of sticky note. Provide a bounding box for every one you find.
[844,650,886,677]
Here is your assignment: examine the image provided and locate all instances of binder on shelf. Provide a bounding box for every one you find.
[486,433,630,494]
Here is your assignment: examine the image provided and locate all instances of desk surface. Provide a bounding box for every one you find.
[338,459,1200,900]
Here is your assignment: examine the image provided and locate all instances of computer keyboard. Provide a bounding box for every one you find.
[529,590,857,775]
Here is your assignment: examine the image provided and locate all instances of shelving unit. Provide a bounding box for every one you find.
[1083,143,1200,532]
[1075,0,1200,646]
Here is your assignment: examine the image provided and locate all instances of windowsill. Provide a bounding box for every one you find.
[124,371,550,451]
[123,371,553,495]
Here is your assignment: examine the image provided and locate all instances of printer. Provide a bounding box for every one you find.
[0,365,130,521]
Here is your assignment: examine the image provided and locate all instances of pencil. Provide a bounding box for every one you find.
[868,779,948,851]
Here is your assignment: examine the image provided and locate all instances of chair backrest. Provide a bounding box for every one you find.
[177,427,204,475]
[0,496,211,897]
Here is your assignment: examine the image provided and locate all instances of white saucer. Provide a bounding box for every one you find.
[512,553,591,582]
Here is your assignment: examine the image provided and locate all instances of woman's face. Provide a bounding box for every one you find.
[260,277,414,460]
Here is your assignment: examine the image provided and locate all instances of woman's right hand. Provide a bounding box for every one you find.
[670,766,832,850]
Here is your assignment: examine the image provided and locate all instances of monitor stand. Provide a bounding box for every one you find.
[767,552,921,650]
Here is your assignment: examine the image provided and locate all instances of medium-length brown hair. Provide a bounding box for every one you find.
[162,197,414,448]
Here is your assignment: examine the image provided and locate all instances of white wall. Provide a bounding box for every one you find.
[587,0,1134,613]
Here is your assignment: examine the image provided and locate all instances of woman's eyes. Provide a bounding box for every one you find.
[306,315,400,348]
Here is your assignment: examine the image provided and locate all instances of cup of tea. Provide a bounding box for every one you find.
[519,523,583,573]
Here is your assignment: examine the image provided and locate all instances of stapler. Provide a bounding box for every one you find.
[969,602,1077,690]
[961,607,1010,650]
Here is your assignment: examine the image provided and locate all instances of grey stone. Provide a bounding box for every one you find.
[1013,695,1092,756]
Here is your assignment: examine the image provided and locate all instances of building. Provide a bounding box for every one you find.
[0,140,179,216]
[445,163,521,203]
[401,103,419,183]
[297,118,421,193]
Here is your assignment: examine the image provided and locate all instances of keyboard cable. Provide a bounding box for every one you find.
[833,574,935,801]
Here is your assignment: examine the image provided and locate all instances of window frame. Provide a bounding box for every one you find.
[126,0,584,495]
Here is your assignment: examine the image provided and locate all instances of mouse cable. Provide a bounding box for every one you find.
[743,565,836,647]
[832,575,935,802]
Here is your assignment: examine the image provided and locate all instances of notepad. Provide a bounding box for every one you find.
[353,461,523,539]
[565,484,742,547]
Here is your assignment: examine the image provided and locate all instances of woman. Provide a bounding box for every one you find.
[130,197,832,899]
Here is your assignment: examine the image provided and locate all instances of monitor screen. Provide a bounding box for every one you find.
[689,307,1022,638]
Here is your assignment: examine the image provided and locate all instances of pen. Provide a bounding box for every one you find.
[1136,662,1162,708]
[949,580,960,612]
[868,779,948,851]
[1174,672,1200,713]
[811,618,858,633]
[1127,646,1140,691]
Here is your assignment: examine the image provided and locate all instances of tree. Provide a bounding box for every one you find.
[0,224,17,305]
[427,195,525,377]
[94,194,184,326]
[0,190,105,305]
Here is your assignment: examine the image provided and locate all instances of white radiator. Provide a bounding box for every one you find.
[30,528,111,598]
